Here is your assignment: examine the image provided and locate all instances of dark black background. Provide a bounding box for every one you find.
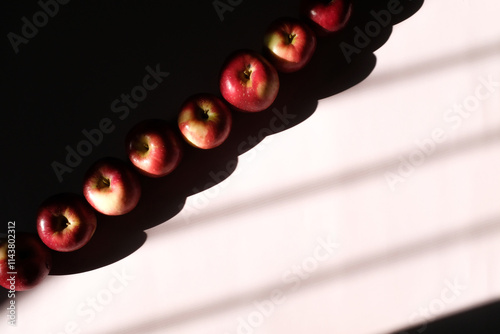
[3,1,499,333]
[0,0,405,274]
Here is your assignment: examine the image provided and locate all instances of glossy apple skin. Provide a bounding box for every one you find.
[83,157,141,216]
[0,233,52,291]
[301,0,353,34]
[178,94,232,149]
[264,17,317,73]
[219,50,279,112]
[126,120,183,177]
[37,193,97,252]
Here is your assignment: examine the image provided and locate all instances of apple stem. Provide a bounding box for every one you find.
[132,140,149,153]
[97,176,111,189]
[202,110,209,120]
[56,215,70,231]
[287,33,296,44]
[243,67,252,81]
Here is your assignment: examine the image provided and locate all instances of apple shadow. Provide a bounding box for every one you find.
[0,0,424,275]
[50,0,425,274]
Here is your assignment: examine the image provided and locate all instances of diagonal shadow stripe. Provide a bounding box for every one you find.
[365,40,500,88]
[105,215,500,334]
[157,127,500,234]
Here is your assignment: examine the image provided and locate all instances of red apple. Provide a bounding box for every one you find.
[37,193,97,252]
[301,0,353,34]
[219,50,279,112]
[264,17,317,73]
[126,120,183,177]
[178,94,232,149]
[83,157,141,216]
[0,233,52,291]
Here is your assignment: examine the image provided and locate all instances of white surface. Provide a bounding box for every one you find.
[3,1,500,333]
